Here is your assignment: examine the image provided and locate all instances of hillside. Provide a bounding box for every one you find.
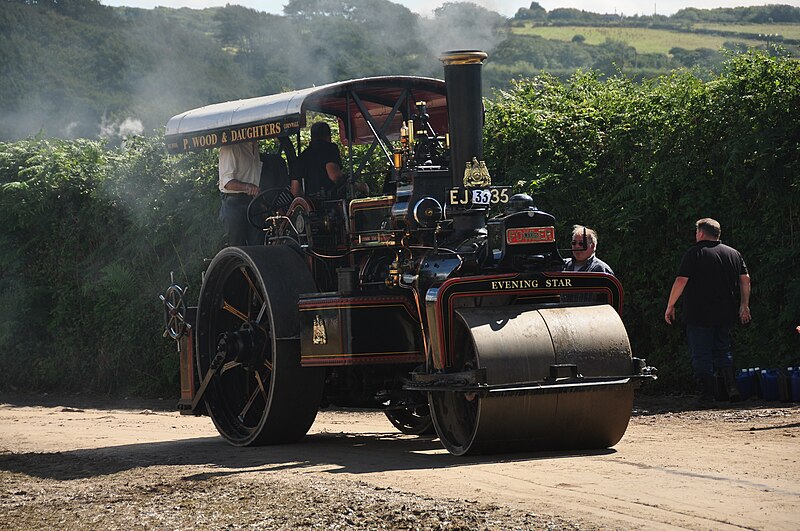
[512,24,767,54]
[0,0,797,142]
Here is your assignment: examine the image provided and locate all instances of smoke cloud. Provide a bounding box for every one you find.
[1,1,511,143]
[418,2,507,59]
[100,116,144,141]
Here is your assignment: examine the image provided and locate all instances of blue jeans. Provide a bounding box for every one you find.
[686,324,734,392]
[219,196,262,246]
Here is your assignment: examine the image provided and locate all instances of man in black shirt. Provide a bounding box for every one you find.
[259,150,289,191]
[291,122,343,197]
[665,218,751,400]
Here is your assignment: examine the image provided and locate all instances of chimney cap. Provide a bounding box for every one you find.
[439,50,488,66]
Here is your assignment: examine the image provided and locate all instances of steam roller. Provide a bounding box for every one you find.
[426,305,636,455]
[161,48,656,457]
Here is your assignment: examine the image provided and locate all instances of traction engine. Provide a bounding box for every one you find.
[161,50,655,455]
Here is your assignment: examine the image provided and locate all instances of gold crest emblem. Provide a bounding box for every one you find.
[312,315,327,345]
[463,157,492,187]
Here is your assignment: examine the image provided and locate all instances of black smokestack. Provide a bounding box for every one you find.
[439,50,488,187]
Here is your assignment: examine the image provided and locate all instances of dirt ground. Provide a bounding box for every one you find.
[0,392,798,530]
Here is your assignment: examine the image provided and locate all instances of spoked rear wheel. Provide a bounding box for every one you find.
[195,245,324,446]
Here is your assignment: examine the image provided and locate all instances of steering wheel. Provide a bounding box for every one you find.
[246,187,295,229]
[159,283,189,340]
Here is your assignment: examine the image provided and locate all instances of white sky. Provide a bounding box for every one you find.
[99,0,796,18]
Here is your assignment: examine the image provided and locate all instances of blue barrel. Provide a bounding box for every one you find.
[751,367,762,398]
[736,369,753,400]
[760,369,780,401]
[778,369,792,402]
[791,368,800,402]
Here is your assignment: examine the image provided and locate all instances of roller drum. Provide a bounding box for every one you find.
[429,305,635,455]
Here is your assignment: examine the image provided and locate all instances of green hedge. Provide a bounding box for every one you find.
[0,50,797,396]
[0,135,222,395]
[485,50,800,392]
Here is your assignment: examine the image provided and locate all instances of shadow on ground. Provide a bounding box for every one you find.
[0,427,615,482]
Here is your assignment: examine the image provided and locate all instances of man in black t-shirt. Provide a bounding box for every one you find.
[665,218,751,400]
[291,122,343,197]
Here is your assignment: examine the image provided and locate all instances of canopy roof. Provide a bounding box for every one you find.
[165,76,448,154]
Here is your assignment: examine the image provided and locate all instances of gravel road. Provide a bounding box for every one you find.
[1,393,798,530]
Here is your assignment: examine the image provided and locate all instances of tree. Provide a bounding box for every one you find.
[527,2,546,19]
[514,1,546,21]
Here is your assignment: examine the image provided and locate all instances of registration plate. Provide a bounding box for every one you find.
[447,187,511,206]
[506,226,555,245]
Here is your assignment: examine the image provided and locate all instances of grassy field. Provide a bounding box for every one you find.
[693,22,800,40]
[511,24,765,54]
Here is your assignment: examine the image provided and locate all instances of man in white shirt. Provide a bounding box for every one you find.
[218,141,262,246]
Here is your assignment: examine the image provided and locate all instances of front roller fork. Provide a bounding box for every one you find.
[160,272,272,416]
[159,273,202,414]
